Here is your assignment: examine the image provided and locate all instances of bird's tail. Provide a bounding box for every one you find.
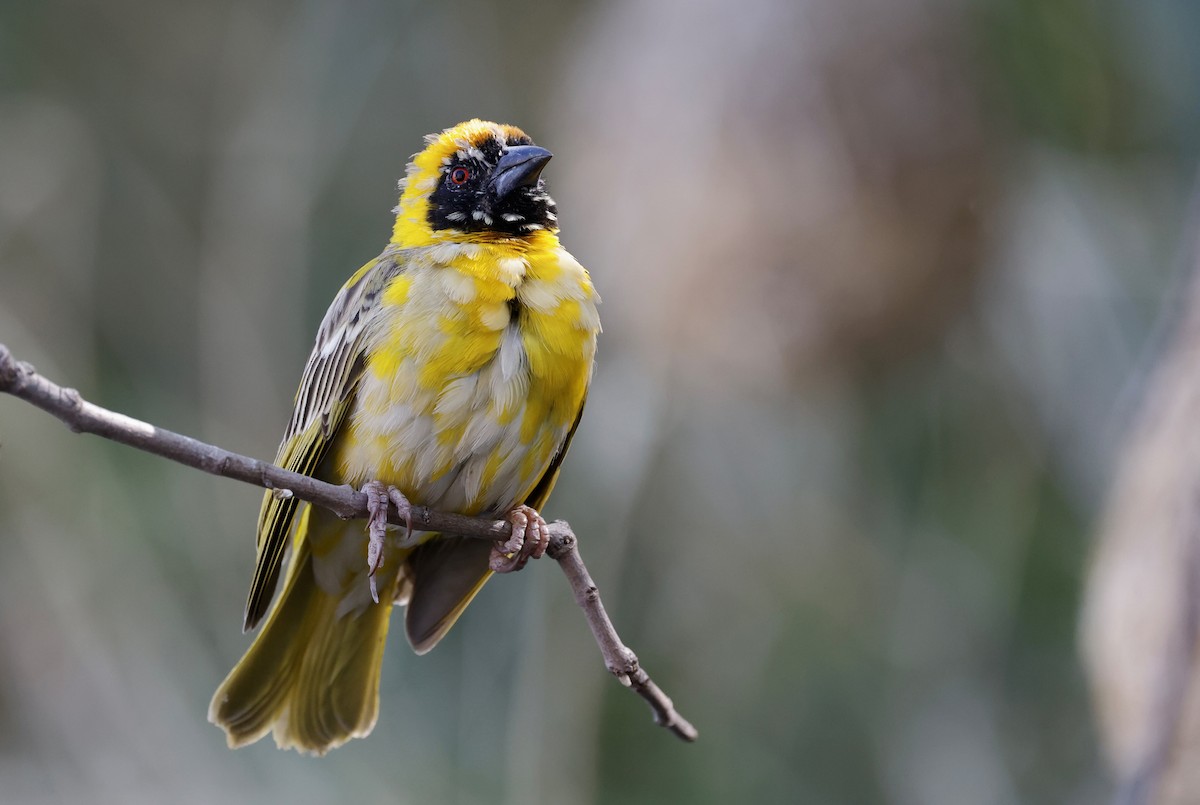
[208,508,397,755]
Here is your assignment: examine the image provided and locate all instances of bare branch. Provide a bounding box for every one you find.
[0,343,697,743]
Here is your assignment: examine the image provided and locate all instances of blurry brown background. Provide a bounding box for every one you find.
[2,1,1198,803]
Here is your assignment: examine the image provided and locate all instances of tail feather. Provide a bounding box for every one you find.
[404,536,494,654]
[209,511,398,755]
[211,512,495,753]
[209,537,318,748]
[280,591,392,753]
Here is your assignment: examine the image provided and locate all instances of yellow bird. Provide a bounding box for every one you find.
[208,120,600,754]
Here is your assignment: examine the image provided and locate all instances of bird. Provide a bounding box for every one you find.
[208,119,600,754]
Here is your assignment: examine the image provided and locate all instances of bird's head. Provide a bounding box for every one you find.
[392,120,558,246]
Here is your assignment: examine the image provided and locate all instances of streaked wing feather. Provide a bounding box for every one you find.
[243,254,402,631]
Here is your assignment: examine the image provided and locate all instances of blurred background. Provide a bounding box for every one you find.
[2,0,1199,803]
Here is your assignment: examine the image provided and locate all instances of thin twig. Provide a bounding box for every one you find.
[0,343,698,743]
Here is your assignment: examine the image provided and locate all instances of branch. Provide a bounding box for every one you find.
[0,343,697,743]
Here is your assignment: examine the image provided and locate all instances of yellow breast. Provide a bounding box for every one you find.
[334,231,599,517]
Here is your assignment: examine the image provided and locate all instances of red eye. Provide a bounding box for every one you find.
[449,166,470,185]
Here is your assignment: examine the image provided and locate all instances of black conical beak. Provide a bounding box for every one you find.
[490,145,552,201]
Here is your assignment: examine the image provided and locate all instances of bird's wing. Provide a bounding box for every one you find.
[243,252,403,631]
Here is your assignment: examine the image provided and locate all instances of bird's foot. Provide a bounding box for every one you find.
[362,481,413,603]
[490,504,550,573]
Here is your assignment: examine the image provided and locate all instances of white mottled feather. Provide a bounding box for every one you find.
[439,269,477,304]
[498,323,525,381]
[435,373,480,417]
[495,257,527,284]
[520,279,568,313]
[478,303,509,331]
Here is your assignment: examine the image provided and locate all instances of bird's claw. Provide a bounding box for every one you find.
[362,481,413,603]
[490,504,550,573]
